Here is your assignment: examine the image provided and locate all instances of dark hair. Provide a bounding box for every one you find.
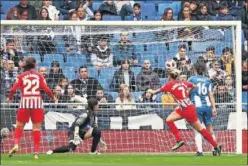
[39,7,51,20]
[79,65,88,72]
[162,7,174,20]
[51,61,60,67]
[194,63,206,75]
[178,44,187,50]
[20,9,28,16]
[222,47,232,55]
[69,11,78,19]
[143,88,154,102]
[88,98,98,111]
[23,56,36,71]
[93,10,102,20]
[206,46,215,52]
[6,39,14,45]
[133,3,141,9]
[199,2,207,10]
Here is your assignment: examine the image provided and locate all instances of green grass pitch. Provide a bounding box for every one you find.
[1,154,247,166]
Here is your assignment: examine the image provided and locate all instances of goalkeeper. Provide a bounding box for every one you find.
[47,98,107,154]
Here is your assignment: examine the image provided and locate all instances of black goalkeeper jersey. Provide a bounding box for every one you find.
[70,110,97,132]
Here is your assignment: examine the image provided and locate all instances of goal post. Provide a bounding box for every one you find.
[0,20,243,154]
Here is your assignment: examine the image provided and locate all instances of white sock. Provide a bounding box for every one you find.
[194,129,203,153]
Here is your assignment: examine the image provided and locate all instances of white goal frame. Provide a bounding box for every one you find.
[1,20,243,154]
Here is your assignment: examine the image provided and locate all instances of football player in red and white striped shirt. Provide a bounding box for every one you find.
[7,56,55,159]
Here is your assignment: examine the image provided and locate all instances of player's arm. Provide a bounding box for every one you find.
[149,83,169,95]
[74,113,88,135]
[208,83,217,116]
[185,81,196,95]
[7,76,21,101]
[40,76,54,100]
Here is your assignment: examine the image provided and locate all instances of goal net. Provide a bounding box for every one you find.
[0,21,243,154]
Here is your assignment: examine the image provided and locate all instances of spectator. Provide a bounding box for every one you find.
[38,66,48,78]
[0,39,23,67]
[6,7,20,20]
[242,60,248,91]
[173,44,192,76]
[115,0,134,20]
[178,6,195,21]
[63,11,82,54]
[214,83,233,107]
[189,1,198,18]
[161,8,174,21]
[99,0,117,16]
[2,60,18,98]
[240,1,248,40]
[42,0,60,20]
[90,10,102,20]
[78,0,94,18]
[15,0,37,20]
[70,66,102,98]
[19,9,29,20]
[202,46,218,70]
[115,84,136,111]
[77,7,88,21]
[161,93,176,109]
[179,72,188,81]
[228,0,244,18]
[136,60,161,91]
[220,47,234,76]
[59,77,69,95]
[47,85,69,104]
[208,59,226,87]
[91,37,113,68]
[29,0,43,11]
[47,61,66,89]
[207,0,228,16]
[96,89,114,108]
[224,75,235,99]
[138,88,157,109]
[64,84,88,109]
[216,4,234,20]
[196,3,212,20]
[178,1,190,20]
[125,3,143,21]
[39,7,51,20]
[53,0,77,20]
[113,32,137,66]
[110,59,136,92]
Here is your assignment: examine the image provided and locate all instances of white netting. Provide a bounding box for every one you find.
[0,22,244,154]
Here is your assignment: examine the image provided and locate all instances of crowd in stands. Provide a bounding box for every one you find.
[0,0,247,110]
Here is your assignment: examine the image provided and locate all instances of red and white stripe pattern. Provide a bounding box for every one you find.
[19,97,43,109]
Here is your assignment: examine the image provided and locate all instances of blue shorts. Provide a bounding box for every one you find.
[196,107,213,126]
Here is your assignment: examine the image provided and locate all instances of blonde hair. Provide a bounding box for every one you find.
[119,84,132,102]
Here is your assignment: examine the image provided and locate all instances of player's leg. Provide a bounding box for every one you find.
[31,109,45,159]
[9,109,29,157]
[192,120,221,156]
[84,127,101,154]
[48,130,78,154]
[194,110,204,156]
[166,107,184,150]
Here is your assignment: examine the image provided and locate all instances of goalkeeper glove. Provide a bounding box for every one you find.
[99,139,107,150]
[73,134,82,145]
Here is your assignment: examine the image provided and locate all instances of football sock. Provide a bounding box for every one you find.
[167,121,182,142]
[33,130,41,153]
[194,129,203,153]
[14,128,23,145]
[200,129,217,148]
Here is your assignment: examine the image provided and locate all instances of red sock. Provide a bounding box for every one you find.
[33,131,41,153]
[167,121,182,142]
[14,128,23,145]
[200,128,217,148]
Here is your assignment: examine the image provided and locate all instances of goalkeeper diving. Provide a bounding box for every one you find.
[47,98,107,154]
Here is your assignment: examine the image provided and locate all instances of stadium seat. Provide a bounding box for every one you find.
[66,54,88,69]
[139,54,155,66]
[1,14,6,20]
[97,67,119,91]
[43,54,65,67]
[146,15,159,21]
[27,53,41,64]
[64,66,77,81]
[132,92,143,101]
[160,78,168,85]
[242,91,248,111]
[131,67,142,77]
[102,15,122,21]
[108,92,119,101]
[93,2,101,10]
[142,3,156,17]
[87,67,98,79]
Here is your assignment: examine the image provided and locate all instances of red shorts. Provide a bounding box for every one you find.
[175,105,198,123]
[17,108,44,123]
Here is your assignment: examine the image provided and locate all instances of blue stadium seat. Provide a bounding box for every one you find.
[27,53,41,64]
[98,78,109,91]
[102,15,122,21]
[142,3,156,17]
[108,92,119,101]
[131,67,142,77]
[93,2,101,10]
[139,54,155,66]
[43,54,65,67]
[242,92,248,111]
[1,14,6,20]
[160,78,168,85]
[64,66,77,81]
[66,54,88,68]
[87,67,98,79]
[132,92,143,101]
[146,15,159,21]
